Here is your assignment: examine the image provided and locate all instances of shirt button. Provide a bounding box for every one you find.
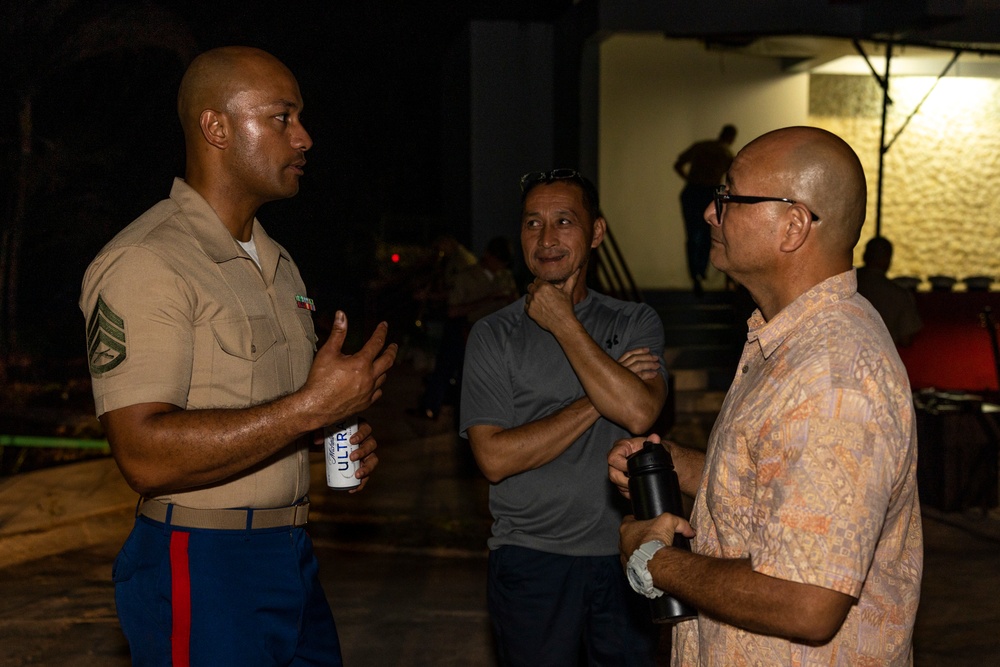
[251,344,257,354]
[742,365,749,374]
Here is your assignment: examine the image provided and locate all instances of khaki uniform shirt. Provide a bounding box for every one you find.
[80,178,317,509]
[674,270,923,666]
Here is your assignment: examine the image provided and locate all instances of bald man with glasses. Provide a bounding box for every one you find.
[612,126,922,666]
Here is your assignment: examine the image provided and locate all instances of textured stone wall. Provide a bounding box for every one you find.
[598,35,1000,290]
[809,74,1000,288]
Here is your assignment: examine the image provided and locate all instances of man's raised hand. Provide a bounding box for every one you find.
[301,310,398,428]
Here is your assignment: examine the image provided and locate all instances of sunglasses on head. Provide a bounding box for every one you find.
[519,169,583,192]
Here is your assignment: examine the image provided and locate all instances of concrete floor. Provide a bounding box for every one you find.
[1,362,999,665]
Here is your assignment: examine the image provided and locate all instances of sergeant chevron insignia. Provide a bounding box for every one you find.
[87,295,127,376]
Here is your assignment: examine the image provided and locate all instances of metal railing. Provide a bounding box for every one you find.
[593,220,643,303]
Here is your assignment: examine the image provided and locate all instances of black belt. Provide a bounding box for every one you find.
[137,498,309,530]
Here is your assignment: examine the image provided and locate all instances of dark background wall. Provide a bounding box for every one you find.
[2,0,996,370]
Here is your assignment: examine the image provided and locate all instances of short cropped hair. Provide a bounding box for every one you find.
[520,170,601,221]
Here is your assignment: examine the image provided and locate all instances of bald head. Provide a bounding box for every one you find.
[177,46,295,141]
[740,126,867,254]
[174,46,312,236]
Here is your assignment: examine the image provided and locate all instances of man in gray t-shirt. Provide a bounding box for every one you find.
[460,170,668,666]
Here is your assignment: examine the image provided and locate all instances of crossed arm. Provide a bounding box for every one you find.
[468,272,666,484]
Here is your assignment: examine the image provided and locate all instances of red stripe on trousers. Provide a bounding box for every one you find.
[169,531,191,667]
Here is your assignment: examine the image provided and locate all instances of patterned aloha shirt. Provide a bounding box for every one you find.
[674,270,923,666]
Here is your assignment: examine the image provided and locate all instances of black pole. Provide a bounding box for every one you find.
[876,43,892,237]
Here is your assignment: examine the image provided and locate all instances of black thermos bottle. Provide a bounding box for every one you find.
[627,440,698,623]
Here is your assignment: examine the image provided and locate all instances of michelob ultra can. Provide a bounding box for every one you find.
[324,418,360,490]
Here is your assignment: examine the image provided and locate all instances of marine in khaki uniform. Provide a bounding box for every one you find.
[79,46,397,666]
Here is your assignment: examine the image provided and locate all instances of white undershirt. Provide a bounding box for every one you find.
[237,236,261,269]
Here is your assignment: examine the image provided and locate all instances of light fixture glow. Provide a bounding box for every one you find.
[813,53,1000,78]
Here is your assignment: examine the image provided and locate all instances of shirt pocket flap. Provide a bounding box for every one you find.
[211,317,278,361]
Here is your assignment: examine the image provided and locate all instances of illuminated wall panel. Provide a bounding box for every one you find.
[811,74,1000,285]
[600,34,1000,290]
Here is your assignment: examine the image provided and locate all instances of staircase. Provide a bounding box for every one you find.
[646,289,746,420]
[591,224,746,437]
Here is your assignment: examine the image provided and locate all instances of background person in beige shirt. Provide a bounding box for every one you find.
[856,235,923,346]
[673,124,737,296]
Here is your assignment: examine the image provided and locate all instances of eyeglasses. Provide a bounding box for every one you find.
[519,169,582,192]
[714,184,819,222]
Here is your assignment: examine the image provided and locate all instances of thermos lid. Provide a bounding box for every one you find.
[626,441,674,475]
